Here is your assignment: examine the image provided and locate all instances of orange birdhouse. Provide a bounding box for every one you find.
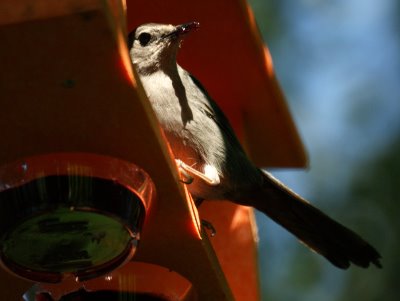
[0,0,305,300]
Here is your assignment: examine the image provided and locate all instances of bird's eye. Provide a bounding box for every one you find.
[138,32,151,46]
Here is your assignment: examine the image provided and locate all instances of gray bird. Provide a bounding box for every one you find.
[128,22,381,269]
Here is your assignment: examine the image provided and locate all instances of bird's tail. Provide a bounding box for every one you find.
[242,170,382,269]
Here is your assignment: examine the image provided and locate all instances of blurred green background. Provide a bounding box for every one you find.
[248,0,400,300]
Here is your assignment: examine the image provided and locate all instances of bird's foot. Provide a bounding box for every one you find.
[176,162,194,184]
[201,219,216,237]
[175,159,220,186]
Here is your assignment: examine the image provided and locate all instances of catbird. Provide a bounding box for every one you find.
[128,22,381,269]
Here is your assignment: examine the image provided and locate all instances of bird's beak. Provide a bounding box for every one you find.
[164,22,200,39]
[176,22,200,35]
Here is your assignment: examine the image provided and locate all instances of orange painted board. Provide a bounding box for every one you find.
[199,203,261,301]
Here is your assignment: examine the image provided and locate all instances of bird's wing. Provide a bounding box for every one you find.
[188,73,244,149]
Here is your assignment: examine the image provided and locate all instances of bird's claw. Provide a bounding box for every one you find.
[201,219,216,237]
[175,159,220,186]
[178,167,194,184]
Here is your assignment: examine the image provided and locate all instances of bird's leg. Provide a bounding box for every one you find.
[193,199,217,236]
[194,198,204,207]
[175,161,218,236]
[176,161,194,184]
[175,159,220,186]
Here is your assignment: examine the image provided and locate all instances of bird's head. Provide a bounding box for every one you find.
[128,22,199,75]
